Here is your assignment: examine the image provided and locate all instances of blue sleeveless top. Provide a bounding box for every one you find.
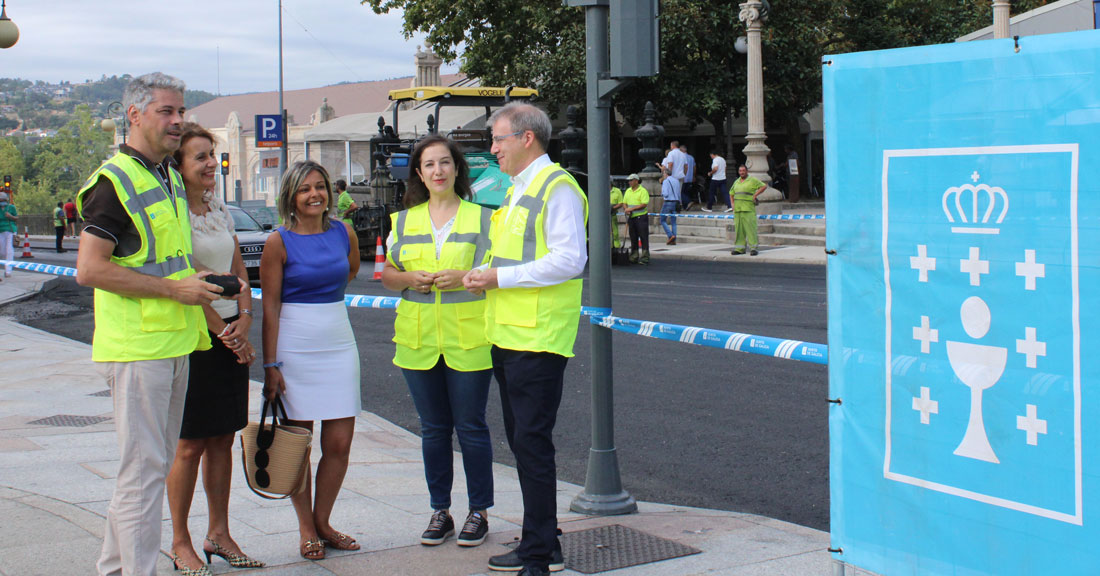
[279,221,350,304]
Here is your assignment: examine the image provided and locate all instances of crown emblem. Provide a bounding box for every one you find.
[942,171,1009,235]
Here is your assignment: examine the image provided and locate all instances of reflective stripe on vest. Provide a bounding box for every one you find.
[491,169,565,267]
[99,163,189,278]
[401,288,485,304]
[391,205,492,272]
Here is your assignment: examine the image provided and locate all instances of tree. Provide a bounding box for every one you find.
[363,0,1050,168]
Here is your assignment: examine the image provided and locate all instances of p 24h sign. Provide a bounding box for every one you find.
[255,114,283,148]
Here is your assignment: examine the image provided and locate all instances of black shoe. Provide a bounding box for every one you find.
[731,249,745,255]
[420,509,454,545]
[457,511,489,547]
[518,568,549,576]
[750,249,758,256]
[488,548,564,572]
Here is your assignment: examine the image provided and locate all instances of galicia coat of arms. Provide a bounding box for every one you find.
[881,144,1080,524]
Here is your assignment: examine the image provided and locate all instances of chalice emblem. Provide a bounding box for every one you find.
[946,296,1006,463]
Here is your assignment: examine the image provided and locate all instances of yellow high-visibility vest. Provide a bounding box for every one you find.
[388,200,493,371]
[77,153,210,362]
[486,164,588,357]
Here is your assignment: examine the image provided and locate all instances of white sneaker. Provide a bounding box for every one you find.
[701,208,712,213]
[724,208,733,213]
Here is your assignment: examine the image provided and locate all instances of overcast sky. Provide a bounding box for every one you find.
[1,0,461,95]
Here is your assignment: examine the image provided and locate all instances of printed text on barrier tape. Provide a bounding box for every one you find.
[642,213,824,221]
[13,264,827,364]
[588,313,828,365]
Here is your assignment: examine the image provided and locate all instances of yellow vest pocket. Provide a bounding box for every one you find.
[393,302,421,349]
[494,288,539,328]
[139,298,187,332]
[455,301,489,350]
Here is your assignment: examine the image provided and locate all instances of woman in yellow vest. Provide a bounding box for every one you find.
[381,135,495,548]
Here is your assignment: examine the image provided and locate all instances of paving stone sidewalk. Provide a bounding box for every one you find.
[0,269,834,576]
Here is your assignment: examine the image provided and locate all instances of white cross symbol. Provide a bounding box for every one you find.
[960,246,989,287]
[912,386,939,425]
[1015,249,1045,291]
[970,171,981,183]
[1016,326,1046,368]
[910,244,936,283]
[913,316,939,354]
[1016,404,1047,446]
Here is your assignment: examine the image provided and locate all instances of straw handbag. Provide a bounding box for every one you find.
[240,396,312,499]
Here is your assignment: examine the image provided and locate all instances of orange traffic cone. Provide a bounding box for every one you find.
[19,227,32,259]
[372,236,385,280]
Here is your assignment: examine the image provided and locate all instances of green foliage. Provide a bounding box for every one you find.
[0,105,113,214]
[365,0,1052,151]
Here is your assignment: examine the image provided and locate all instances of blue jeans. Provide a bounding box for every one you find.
[403,357,494,511]
[660,200,679,238]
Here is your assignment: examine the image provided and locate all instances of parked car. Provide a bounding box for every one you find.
[227,204,272,284]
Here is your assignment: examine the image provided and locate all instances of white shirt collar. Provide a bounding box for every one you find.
[507,154,552,210]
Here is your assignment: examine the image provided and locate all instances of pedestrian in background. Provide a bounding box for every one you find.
[166,122,262,575]
[658,169,680,246]
[623,173,650,265]
[260,160,362,562]
[463,102,588,576]
[0,191,15,281]
[730,165,767,256]
[53,201,67,253]
[679,144,697,209]
[76,72,222,576]
[335,178,358,227]
[705,149,731,212]
[382,134,495,549]
[609,178,624,250]
[64,197,78,237]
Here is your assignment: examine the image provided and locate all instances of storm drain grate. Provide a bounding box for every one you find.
[88,389,112,397]
[27,415,111,427]
[560,524,701,574]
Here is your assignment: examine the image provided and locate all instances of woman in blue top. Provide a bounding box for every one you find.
[260,161,361,561]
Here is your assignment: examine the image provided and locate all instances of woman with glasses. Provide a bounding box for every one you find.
[381,135,495,548]
[260,161,361,561]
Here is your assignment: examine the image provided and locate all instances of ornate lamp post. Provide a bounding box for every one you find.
[0,0,19,49]
[738,0,772,185]
[101,101,128,146]
[558,105,586,172]
[992,0,1010,39]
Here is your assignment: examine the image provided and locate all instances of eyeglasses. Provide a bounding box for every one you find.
[491,130,524,144]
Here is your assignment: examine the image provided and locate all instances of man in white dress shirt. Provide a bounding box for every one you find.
[464,102,587,576]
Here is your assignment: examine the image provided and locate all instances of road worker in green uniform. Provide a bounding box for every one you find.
[730,165,767,256]
[335,179,358,227]
[609,180,624,249]
[622,173,650,265]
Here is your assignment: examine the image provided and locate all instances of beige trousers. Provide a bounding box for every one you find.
[96,356,189,576]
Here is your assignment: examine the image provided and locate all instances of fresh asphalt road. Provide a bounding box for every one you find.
[7,253,830,530]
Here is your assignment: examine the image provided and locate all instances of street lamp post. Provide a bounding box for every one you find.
[101,101,128,147]
[992,0,1010,39]
[0,0,19,50]
[738,0,772,186]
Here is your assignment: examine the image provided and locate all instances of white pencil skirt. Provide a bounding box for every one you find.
[277,302,362,421]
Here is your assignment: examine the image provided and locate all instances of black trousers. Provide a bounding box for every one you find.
[491,345,567,571]
[627,215,649,252]
[54,226,64,252]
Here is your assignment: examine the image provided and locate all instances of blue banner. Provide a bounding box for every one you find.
[826,31,1100,575]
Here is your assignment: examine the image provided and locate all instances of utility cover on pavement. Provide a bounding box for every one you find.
[27,415,111,427]
[560,524,700,574]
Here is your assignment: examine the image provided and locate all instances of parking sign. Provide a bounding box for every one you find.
[255,114,283,148]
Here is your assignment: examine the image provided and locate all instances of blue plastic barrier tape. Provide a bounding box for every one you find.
[589,313,827,365]
[642,213,824,221]
[0,260,78,277]
[13,264,827,364]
